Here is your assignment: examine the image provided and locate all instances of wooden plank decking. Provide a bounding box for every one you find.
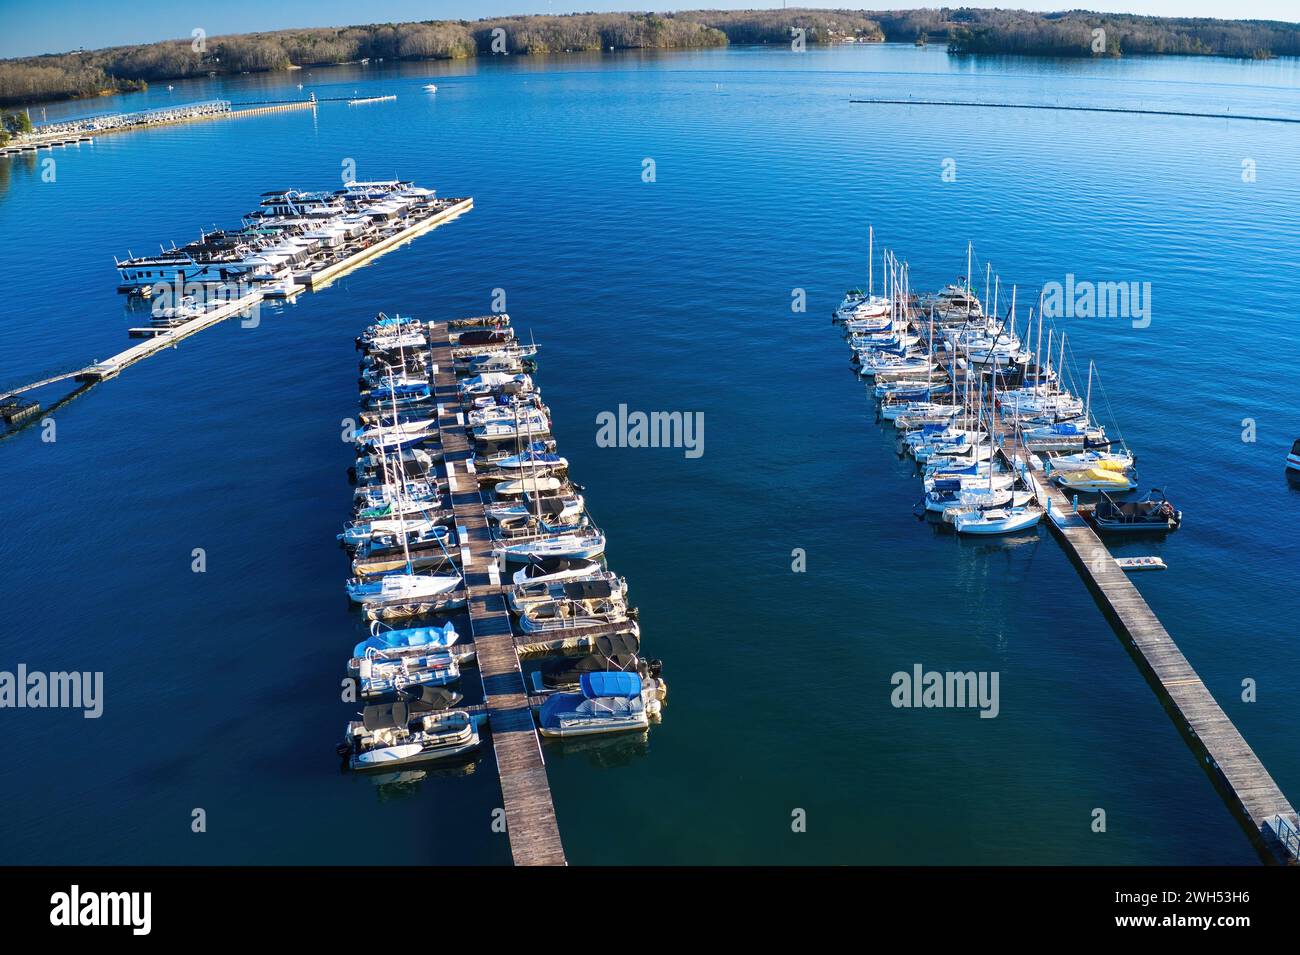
[426,320,567,867]
[1028,469,1299,864]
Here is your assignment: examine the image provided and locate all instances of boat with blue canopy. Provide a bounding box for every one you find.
[352,620,459,658]
[537,671,660,738]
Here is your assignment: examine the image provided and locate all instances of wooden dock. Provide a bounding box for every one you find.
[426,320,567,867]
[1024,469,1300,863]
[77,289,266,382]
[307,198,473,290]
[872,288,1300,864]
[2,196,470,421]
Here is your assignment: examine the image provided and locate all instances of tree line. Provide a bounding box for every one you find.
[3,9,1298,109]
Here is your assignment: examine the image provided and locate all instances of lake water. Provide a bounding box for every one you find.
[2,43,1298,865]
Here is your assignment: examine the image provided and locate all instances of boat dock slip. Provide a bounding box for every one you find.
[1031,473,1300,864]
[428,319,567,866]
[1,184,470,427]
[306,198,472,290]
[833,238,1298,864]
[2,99,318,160]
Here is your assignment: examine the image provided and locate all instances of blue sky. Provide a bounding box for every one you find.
[2,1,1298,58]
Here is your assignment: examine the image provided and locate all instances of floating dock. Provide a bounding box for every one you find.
[1,195,472,413]
[427,319,567,866]
[2,99,318,160]
[840,250,1299,865]
[1030,471,1300,863]
[344,313,664,864]
[307,198,472,290]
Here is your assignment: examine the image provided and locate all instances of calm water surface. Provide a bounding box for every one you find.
[2,44,1298,864]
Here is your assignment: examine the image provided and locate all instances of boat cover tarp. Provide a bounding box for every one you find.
[562,579,616,600]
[594,631,640,657]
[399,686,462,709]
[539,691,644,728]
[354,621,458,657]
[458,330,512,346]
[581,671,641,699]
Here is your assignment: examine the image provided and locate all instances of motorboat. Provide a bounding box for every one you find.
[509,571,625,613]
[494,476,564,497]
[1092,489,1181,533]
[342,709,479,770]
[352,620,459,658]
[536,672,662,738]
[350,649,460,698]
[953,505,1044,535]
[535,632,649,689]
[487,494,584,525]
[1054,464,1137,493]
[459,373,534,397]
[518,581,631,633]
[1288,438,1300,473]
[1047,449,1135,472]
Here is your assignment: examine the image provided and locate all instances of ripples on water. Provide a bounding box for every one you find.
[1,45,1297,864]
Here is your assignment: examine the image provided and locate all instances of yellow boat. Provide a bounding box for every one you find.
[1055,466,1137,492]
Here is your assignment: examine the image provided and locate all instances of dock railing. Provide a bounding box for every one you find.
[1271,815,1300,862]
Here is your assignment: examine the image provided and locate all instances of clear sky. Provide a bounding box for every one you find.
[2,1,1298,59]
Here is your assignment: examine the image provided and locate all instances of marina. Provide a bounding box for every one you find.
[4,37,1299,872]
[832,233,1300,864]
[1,183,472,418]
[339,312,667,865]
[0,98,319,158]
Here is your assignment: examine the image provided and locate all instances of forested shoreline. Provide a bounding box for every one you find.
[3,8,1298,110]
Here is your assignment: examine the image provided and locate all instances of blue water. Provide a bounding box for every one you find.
[2,44,1298,865]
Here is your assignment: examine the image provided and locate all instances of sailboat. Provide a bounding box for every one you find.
[347,370,462,605]
[952,378,1043,534]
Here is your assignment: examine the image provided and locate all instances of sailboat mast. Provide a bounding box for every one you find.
[387,366,413,574]
[1009,285,1017,344]
[1059,333,1067,396]
[1035,290,1044,396]
[966,241,972,318]
[868,226,874,299]
[1085,360,1094,424]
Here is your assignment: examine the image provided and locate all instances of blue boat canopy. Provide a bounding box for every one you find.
[580,671,641,699]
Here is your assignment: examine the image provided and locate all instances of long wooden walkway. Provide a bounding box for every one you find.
[1026,468,1300,864]
[427,320,567,866]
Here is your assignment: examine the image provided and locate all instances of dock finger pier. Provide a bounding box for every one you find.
[338,312,668,866]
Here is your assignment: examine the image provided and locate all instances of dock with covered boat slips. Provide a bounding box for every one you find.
[833,234,1298,864]
[338,313,666,866]
[1,182,470,426]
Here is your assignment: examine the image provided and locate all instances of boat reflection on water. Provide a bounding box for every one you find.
[953,528,1043,552]
[356,754,482,796]
[543,729,651,767]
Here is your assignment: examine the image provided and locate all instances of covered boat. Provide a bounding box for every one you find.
[537,671,657,738]
[1054,465,1137,492]
[352,620,459,658]
[511,556,603,586]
